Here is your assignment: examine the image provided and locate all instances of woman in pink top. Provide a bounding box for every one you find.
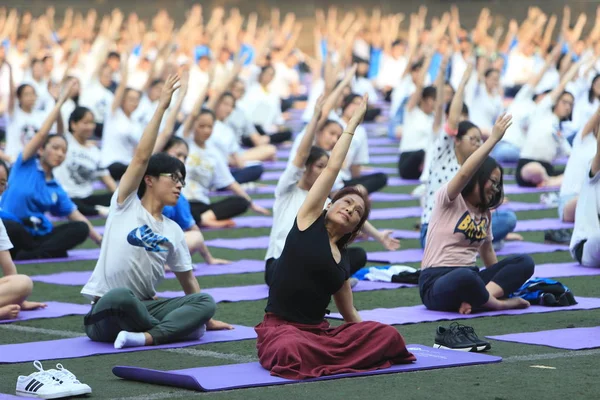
[419,114,534,315]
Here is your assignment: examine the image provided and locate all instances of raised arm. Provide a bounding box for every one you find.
[447,62,474,132]
[111,51,130,113]
[592,116,600,176]
[447,114,512,201]
[318,64,357,125]
[22,81,74,162]
[117,75,180,204]
[433,53,450,133]
[297,95,367,228]
[549,57,583,104]
[153,70,189,153]
[582,105,600,140]
[292,95,325,168]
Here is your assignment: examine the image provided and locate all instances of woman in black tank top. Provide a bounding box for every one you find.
[255,94,415,380]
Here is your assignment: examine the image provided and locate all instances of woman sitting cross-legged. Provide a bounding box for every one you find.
[256,94,416,380]
[0,160,47,320]
[419,113,535,316]
[0,82,103,260]
[81,76,232,350]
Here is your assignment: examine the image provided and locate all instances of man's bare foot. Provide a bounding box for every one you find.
[506,233,524,241]
[458,302,472,315]
[201,219,236,229]
[0,304,21,320]
[164,265,172,272]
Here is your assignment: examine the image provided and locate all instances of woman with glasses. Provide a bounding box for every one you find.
[420,113,534,316]
[420,65,520,250]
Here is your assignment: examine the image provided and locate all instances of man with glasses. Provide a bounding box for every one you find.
[81,76,232,350]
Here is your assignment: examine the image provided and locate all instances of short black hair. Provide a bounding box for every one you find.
[461,156,504,212]
[422,86,437,101]
[137,153,186,198]
[445,102,469,117]
[107,51,120,59]
[69,106,94,133]
[163,136,189,153]
[342,93,361,112]
[456,121,480,140]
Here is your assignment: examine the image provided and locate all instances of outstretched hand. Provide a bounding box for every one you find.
[378,230,401,251]
[490,113,513,143]
[158,75,181,110]
[313,94,325,120]
[57,80,77,106]
[346,94,368,133]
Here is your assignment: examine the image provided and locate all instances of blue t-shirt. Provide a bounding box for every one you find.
[162,194,195,231]
[0,154,76,236]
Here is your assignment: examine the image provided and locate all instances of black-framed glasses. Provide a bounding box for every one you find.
[160,173,186,187]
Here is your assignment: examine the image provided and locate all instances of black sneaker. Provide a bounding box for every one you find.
[544,229,572,244]
[455,323,491,352]
[434,323,477,352]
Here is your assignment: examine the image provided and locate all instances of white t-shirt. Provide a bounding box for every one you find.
[237,83,284,132]
[352,77,379,103]
[182,66,209,114]
[560,131,598,198]
[81,189,192,301]
[520,101,572,163]
[466,83,503,131]
[132,95,158,128]
[100,108,143,167]
[376,54,408,90]
[502,84,542,148]
[301,79,325,123]
[5,107,48,160]
[399,106,435,153]
[207,120,242,161]
[270,61,300,99]
[54,133,109,199]
[449,52,468,91]
[503,50,536,87]
[335,118,369,181]
[182,141,236,204]
[226,106,256,142]
[570,163,600,259]
[422,130,460,224]
[0,219,14,252]
[79,80,115,124]
[265,163,330,260]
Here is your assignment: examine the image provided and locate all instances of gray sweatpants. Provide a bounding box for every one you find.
[84,288,216,345]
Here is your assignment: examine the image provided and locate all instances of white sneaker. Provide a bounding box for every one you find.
[15,361,71,399]
[94,205,110,218]
[46,364,92,396]
[411,184,426,198]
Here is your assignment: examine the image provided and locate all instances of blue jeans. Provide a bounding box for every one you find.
[490,141,520,163]
[231,164,264,184]
[420,209,517,249]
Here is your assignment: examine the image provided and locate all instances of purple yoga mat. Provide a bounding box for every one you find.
[30,259,266,286]
[112,345,500,391]
[368,137,397,146]
[329,296,600,324]
[368,241,569,263]
[0,394,21,399]
[515,218,573,232]
[263,161,288,170]
[487,327,600,350]
[362,166,397,175]
[0,325,257,363]
[210,185,276,196]
[158,280,414,303]
[92,181,106,190]
[261,171,283,181]
[503,184,558,194]
[15,248,100,265]
[387,177,421,186]
[369,155,398,164]
[499,201,551,212]
[0,301,90,324]
[533,262,600,278]
[369,192,415,201]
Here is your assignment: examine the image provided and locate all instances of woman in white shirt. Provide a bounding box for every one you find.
[352,59,382,121]
[100,56,142,181]
[183,109,270,228]
[54,107,117,216]
[570,127,600,268]
[516,91,574,188]
[466,68,503,137]
[79,64,116,138]
[237,66,292,143]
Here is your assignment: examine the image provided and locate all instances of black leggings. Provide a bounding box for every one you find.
[398,150,425,180]
[3,219,89,260]
[264,247,367,286]
[246,125,292,145]
[344,173,388,194]
[189,197,250,223]
[418,254,535,311]
[72,193,113,216]
[108,163,128,181]
[364,108,382,122]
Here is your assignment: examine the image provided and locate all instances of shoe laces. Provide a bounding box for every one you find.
[50,364,82,384]
[448,322,476,337]
[28,361,60,386]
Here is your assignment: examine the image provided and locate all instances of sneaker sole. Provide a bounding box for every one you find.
[15,390,70,399]
[433,343,476,352]
[474,344,491,352]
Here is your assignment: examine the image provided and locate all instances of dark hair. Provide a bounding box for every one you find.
[422,86,437,101]
[320,119,343,133]
[164,136,189,153]
[150,79,164,89]
[342,93,361,113]
[68,106,94,133]
[391,39,402,47]
[306,146,329,167]
[329,185,372,248]
[0,159,9,176]
[124,88,142,99]
[259,65,275,79]
[16,84,35,99]
[410,58,424,72]
[107,51,120,59]
[456,121,480,140]
[198,108,216,120]
[532,88,552,102]
[445,102,469,117]
[30,58,43,67]
[42,134,68,149]
[552,91,574,121]
[589,74,600,103]
[484,68,499,78]
[138,153,186,198]
[217,91,236,106]
[460,156,504,212]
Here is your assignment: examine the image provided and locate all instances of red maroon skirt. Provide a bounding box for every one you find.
[255,313,416,380]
